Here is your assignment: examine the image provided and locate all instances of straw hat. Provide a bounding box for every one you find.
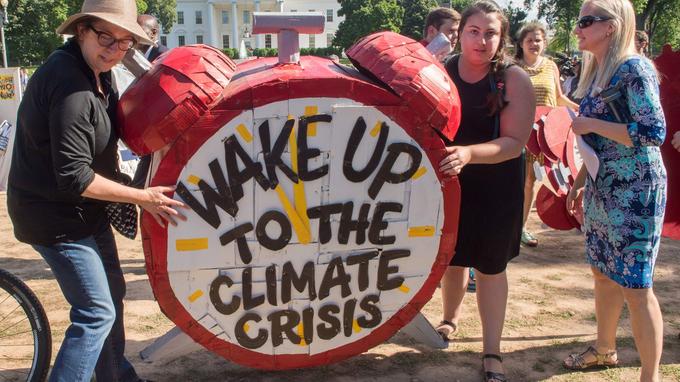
[56,0,153,45]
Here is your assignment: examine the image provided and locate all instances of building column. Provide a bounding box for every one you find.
[277,0,284,12]
[255,0,262,49]
[231,0,239,50]
[207,1,218,47]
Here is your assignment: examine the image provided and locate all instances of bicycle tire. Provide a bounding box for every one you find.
[0,268,51,382]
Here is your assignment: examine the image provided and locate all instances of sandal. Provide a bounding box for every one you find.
[434,320,457,341]
[482,354,507,382]
[563,346,618,370]
[521,230,538,247]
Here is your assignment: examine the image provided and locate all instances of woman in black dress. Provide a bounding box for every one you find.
[435,2,535,381]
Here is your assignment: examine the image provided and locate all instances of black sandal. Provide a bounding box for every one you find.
[434,320,457,341]
[482,354,507,382]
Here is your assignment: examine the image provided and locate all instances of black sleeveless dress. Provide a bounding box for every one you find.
[446,56,525,274]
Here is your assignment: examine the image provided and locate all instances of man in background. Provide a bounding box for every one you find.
[421,7,461,58]
[137,14,169,61]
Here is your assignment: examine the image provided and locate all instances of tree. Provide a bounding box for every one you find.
[145,0,176,34]
[505,4,528,44]
[631,0,680,54]
[334,0,404,50]
[448,0,474,13]
[5,0,70,66]
[400,0,438,41]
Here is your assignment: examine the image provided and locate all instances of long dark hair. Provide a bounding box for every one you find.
[459,1,510,115]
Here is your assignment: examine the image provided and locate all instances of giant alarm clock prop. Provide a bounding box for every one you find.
[118,13,462,370]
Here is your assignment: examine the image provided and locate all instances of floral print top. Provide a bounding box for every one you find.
[579,56,667,288]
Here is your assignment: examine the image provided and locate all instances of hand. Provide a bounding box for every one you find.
[566,185,584,218]
[571,116,591,136]
[672,131,680,153]
[439,146,472,176]
[138,186,188,228]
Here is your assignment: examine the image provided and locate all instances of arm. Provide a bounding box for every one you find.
[673,131,680,152]
[552,61,579,110]
[566,165,587,217]
[439,66,535,175]
[571,61,665,147]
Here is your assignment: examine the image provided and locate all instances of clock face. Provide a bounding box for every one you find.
[149,97,454,369]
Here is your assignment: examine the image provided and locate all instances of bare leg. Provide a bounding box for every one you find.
[441,266,468,324]
[622,287,663,382]
[592,267,624,354]
[476,270,508,375]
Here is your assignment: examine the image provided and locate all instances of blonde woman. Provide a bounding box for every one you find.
[514,22,579,247]
[563,1,666,381]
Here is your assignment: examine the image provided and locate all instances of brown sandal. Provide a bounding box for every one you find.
[563,346,618,370]
[434,320,457,341]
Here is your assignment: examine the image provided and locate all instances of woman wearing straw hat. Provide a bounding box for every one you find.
[7,0,186,380]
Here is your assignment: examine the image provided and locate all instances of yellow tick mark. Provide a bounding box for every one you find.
[304,106,319,136]
[188,289,204,302]
[370,121,383,137]
[352,319,362,333]
[274,185,311,244]
[176,238,209,251]
[187,175,201,185]
[412,167,427,180]
[236,124,253,143]
[243,323,250,333]
[408,226,435,237]
[297,324,307,346]
[399,284,410,293]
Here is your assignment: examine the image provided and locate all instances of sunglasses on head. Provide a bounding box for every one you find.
[577,15,612,29]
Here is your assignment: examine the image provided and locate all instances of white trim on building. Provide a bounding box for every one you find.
[163,0,344,51]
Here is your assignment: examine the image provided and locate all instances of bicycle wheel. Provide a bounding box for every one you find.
[0,268,51,382]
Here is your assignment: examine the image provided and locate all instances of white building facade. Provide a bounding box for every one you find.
[162,0,345,51]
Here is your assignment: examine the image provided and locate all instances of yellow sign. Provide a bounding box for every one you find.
[0,75,15,100]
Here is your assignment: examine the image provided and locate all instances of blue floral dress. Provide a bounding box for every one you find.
[579,57,667,289]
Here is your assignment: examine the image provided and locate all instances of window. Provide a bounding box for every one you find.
[243,10,251,24]
[178,35,186,46]
[309,35,316,49]
[290,9,297,12]
[196,35,203,44]
[195,10,202,24]
[326,9,333,22]
[327,33,334,46]
[160,35,167,46]
[222,10,229,24]
[308,9,315,12]
[265,34,272,48]
[177,11,184,25]
[222,35,230,49]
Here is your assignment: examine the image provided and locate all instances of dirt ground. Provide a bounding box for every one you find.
[1,192,679,382]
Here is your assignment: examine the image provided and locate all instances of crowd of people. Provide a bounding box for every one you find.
[4,0,675,381]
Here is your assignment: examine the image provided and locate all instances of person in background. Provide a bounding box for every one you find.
[136,14,169,61]
[563,1,666,381]
[673,131,680,152]
[562,57,583,103]
[514,22,579,248]
[7,0,186,380]
[635,30,649,56]
[436,2,535,381]
[19,68,28,92]
[421,7,461,55]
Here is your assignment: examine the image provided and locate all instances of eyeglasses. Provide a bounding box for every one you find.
[576,15,612,29]
[87,25,136,51]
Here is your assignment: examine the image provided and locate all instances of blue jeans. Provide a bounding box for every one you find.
[33,224,139,382]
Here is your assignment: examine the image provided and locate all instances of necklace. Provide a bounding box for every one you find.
[523,56,543,70]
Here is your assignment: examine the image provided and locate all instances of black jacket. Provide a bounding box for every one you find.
[7,39,119,245]
[147,43,168,61]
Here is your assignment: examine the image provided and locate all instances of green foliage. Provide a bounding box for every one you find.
[145,0,176,33]
[448,0,474,13]
[5,0,71,66]
[400,0,439,41]
[222,48,239,59]
[334,0,404,50]
[505,4,528,44]
[136,0,148,14]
